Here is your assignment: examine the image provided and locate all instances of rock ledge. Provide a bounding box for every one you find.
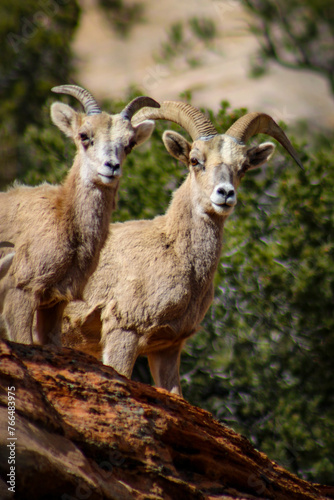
[0,339,332,500]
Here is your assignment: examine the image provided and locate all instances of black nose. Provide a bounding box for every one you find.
[105,161,120,174]
[217,187,235,198]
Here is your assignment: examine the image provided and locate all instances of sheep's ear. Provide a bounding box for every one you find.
[51,102,78,138]
[244,142,276,171]
[162,130,192,165]
[133,120,155,146]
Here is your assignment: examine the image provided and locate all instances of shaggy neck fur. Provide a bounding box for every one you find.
[47,157,118,299]
[62,159,116,243]
[164,175,226,288]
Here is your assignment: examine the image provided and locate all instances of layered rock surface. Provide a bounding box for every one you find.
[0,339,333,500]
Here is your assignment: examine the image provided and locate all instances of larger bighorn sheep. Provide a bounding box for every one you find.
[62,101,302,396]
[0,85,159,346]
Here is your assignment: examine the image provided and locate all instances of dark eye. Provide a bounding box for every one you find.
[190,157,199,166]
[79,132,90,144]
[125,141,136,154]
[238,166,247,178]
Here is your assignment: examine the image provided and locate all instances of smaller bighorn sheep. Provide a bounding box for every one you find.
[0,85,159,346]
[62,102,302,396]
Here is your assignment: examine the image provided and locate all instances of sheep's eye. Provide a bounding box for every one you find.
[238,165,247,178]
[190,157,199,166]
[79,132,89,143]
[125,141,136,154]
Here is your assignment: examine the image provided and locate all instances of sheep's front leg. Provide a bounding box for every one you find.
[35,301,66,346]
[2,287,35,344]
[102,329,139,378]
[147,343,183,396]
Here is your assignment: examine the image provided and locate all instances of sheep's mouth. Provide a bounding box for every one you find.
[98,173,119,185]
[98,165,121,184]
[211,201,235,214]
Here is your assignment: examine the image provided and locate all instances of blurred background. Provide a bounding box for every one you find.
[1,0,334,485]
[74,0,334,127]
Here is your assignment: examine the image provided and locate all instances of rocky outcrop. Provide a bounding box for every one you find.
[0,339,332,500]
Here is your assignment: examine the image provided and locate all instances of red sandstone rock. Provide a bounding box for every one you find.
[0,339,332,500]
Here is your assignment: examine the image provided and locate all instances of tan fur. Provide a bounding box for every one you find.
[0,254,14,281]
[0,243,15,282]
[0,101,155,345]
[0,243,14,338]
[62,130,275,396]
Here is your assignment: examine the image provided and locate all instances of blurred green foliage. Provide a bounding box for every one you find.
[159,22,185,62]
[98,0,144,37]
[1,0,334,487]
[0,0,81,187]
[241,0,334,93]
[189,17,217,42]
[156,16,217,67]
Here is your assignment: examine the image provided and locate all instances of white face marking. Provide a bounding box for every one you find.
[189,136,245,216]
[78,114,137,187]
[210,182,237,212]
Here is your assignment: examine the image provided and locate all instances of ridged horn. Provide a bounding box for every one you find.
[225,112,303,169]
[51,85,102,115]
[121,97,160,120]
[132,101,217,141]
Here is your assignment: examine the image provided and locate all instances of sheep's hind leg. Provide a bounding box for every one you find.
[147,342,183,396]
[102,329,139,379]
[35,301,67,346]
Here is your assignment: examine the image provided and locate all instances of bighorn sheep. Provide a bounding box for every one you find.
[0,85,159,346]
[62,102,302,395]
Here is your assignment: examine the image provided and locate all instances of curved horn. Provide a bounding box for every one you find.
[225,112,303,169]
[132,101,217,141]
[121,96,160,120]
[52,85,102,115]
